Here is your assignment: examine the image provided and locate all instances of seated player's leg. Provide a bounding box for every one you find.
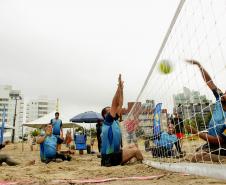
[149,146,168,157]
[190,152,226,163]
[198,142,226,156]
[121,145,143,164]
[0,154,19,166]
[56,152,72,161]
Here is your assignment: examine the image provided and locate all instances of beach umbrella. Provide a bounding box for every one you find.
[70,111,103,150]
[70,111,103,123]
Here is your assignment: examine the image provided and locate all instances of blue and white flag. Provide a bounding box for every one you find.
[153,103,162,145]
[0,105,6,144]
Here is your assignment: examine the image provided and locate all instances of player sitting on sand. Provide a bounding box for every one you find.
[37,124,71,164]
[186,60,226,157]
[148,122,184,158]
[101,74,143,167]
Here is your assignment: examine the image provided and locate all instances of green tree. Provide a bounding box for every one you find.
[194,113,204,130]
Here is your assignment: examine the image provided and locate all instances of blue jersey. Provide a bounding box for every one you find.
[155,132,178,150]
[208,100,226,139]
[40,135,57,161]
[101,114,122,155]
[51,118,62,135]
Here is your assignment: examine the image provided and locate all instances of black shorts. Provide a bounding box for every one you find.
[199,143,226,156]
[54,135,64,144]
[101,151,123,167]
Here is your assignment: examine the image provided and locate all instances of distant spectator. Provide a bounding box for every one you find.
[65,130,72,149]
[124,102,141,146]
[124,119,139,145]
[30,136,36,151]
[172,112,184,139]
[96,120,102,153]
[50,112,63,151]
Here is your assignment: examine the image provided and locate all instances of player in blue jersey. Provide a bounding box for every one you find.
[186,60,226,158]
[101,74,143,167]
[50,112,63,151]
[150,122,184,157]
[37,124,71,164]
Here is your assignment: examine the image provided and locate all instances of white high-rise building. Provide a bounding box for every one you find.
[173,87,213,121]
[173,87,212,107]
[0,85,24,141]
[26,97,56,123]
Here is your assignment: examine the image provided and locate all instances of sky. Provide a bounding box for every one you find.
[0,0,180,114]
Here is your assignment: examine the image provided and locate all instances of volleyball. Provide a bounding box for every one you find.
[158,60,173,74]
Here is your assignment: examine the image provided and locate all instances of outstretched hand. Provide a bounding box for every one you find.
[118,74,124,89]
[185,59,201,67]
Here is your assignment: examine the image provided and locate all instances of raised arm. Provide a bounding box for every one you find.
[186,60,220,92]
[116,77,124,117]
[37,125,53,144]
[185,125,224,145]
[110,74,123,118]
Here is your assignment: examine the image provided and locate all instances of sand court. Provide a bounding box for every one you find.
[0,143,226,185]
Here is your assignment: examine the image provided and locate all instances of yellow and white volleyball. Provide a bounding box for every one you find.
[158,60,173,74]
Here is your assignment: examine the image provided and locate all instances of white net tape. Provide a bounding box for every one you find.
[122,0,226,179]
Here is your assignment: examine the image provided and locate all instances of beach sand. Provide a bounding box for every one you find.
[0,142,226,185]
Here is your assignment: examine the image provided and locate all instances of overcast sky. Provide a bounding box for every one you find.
[0,0,179,113]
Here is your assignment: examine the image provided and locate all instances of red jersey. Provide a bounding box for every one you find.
[124,120,139,133]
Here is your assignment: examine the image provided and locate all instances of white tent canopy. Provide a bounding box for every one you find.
[23,111,96,129]
[23,111,81,129]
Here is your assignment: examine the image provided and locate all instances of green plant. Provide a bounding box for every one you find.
[87,128,97,137]
[31,129,40,137]
[75,127,84,133]
[184,111,212,132]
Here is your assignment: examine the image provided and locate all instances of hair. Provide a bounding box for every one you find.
[220,92,226,105]
[45,123,52,130]
[101,106,110,119]
[55,112,59,115]
[167,118,174,126]
[222,100,226,107]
